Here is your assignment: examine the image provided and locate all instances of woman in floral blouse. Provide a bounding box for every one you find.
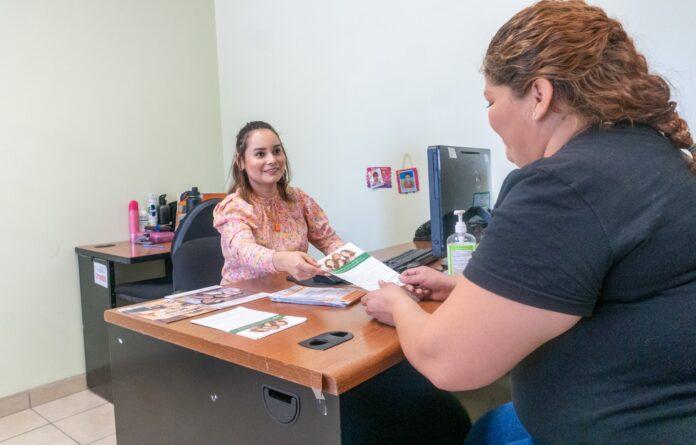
[213,121,344,285]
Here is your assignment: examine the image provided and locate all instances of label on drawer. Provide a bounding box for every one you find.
[93,261,108,288]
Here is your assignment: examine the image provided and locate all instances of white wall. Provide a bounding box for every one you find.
[0,0,223,398]
[214,0,696,252]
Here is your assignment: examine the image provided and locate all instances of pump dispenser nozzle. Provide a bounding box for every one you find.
[454,209,466,234]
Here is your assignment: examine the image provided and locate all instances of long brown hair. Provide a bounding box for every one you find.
[483,0,696,171]
[229,121,293,202]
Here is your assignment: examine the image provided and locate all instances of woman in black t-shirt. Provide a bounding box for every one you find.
[362,1,696,443]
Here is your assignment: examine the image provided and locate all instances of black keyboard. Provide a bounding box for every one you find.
[384,248,438,273]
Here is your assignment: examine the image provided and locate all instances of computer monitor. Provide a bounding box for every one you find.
[427,146,491,257]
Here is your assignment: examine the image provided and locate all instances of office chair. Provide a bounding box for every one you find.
[114,198,224,306]
[171,198,224,292]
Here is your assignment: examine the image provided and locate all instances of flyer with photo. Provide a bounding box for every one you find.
[191,307,306,340]
[269,285,365,308]
[165,285,267,309]
[119,298,217,323]
[318,243,402,291]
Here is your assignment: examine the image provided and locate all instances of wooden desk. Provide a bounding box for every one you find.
[75,241,172,401]
[76,240,172,264]
[104,243,467,444]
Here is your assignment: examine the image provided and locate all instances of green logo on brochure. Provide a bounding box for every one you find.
[333,252,370,274]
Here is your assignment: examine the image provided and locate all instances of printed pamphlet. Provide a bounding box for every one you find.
[191,306,306,340]
[165,285,267,309]
[119,285,267,323]
[318,243,402,291]
[119,298,217,323]
[269,285,365,308]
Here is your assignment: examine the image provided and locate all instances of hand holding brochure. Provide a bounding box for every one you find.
[191,307,306,340]
[269,285,365,307]
[318,243,402,291]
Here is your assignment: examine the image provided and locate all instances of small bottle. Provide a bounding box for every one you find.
[185,186,201,213]
[157,194,170,225]
[128,200,139,242]
[146,193,158,226]
[446,210,477,276]
[138,208,148,233]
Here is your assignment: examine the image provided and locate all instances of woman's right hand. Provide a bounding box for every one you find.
[272,251,326,280]
[400,266,457,301]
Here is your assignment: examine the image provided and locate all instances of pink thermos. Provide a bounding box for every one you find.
[128,200,139,241]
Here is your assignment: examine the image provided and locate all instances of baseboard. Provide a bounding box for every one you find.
[0,373,88,418]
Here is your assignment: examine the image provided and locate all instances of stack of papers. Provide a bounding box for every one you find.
[192,307,306,340]
[165,285,267,309]
[269,285,364,308]
[318,243,403,291]
[119,285,267,323]
[119,299,216,323]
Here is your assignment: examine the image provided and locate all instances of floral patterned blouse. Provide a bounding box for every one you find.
[213,187,344,285]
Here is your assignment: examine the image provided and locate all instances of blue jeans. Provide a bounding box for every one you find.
[464,402,536,445]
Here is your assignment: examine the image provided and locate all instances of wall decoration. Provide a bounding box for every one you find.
[366,167,392,189]
[396,167,419,194]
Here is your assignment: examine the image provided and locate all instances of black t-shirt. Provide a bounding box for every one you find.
[465,124,696,443]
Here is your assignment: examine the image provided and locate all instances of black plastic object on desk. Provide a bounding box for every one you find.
[287,274,347,287]
[299,331,354,350]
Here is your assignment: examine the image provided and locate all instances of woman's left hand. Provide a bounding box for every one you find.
[361,281,413,326]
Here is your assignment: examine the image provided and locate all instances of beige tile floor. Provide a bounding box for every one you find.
[0,390,115,445]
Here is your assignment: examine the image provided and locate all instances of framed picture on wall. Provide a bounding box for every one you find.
[396,167,419,194]
[366,167,392,189]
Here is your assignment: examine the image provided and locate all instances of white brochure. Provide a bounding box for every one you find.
[192,306,305,340]
[318,243,402,291]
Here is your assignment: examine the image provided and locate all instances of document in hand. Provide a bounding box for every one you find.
[191,306,306,340]
[269,285,365,308]
[318,243,403,291]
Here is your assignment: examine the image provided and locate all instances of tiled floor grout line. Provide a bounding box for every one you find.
[0,400,112,445]
[84,432,116,444]
[49,421,80,445]
[0,424,52,444]
[0,428,37,444]
[0,407,53,444]
[32,399,109,424]
[29,407,80,445]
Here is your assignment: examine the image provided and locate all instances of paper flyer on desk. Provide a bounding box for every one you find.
[269,285,364,307]
[165,285,267,309]
[319,243,402,291]
[119,298,216,323]
[192,307,305,340]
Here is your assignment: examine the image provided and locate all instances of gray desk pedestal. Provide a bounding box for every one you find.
[108,325,470,444]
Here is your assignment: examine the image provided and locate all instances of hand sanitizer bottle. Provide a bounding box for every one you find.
[446,210,477,276]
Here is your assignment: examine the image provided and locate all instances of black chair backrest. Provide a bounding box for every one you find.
[172,237,225,292]
[171,198,222,255]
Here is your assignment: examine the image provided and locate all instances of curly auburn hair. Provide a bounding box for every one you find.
[484,0,696,172]
[229,121,293,202]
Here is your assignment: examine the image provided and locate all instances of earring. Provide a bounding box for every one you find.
[532,111,538,121]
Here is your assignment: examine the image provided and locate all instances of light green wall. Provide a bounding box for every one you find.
[0,0,223,398]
